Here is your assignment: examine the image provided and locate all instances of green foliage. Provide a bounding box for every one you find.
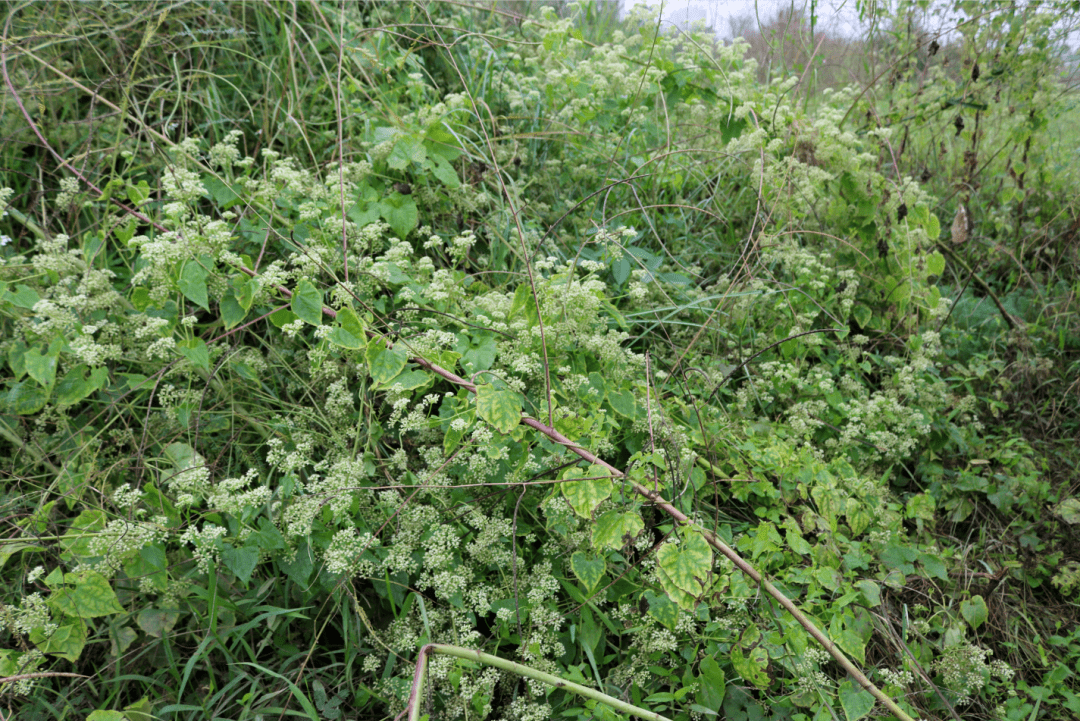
[0,1,1077,720]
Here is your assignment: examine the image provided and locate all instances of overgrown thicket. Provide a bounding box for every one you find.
[1,2,1078,720]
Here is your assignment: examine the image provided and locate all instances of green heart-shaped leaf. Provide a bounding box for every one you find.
[328,327,363,349]
[643,589,680,631]
[839,680,875,721]
[570,552,605,593]
[384,369,431,391]
[960,595,988,630]
[366,337,408,385]
[178,259,210,311]
[220,290,246,329]
[607,389,637,418]
[51,571,124,618]
[592,510,643,551]
[657,531,712,598]
[561,465,612,518]
[475,382,522,434]
[291,278,324,325]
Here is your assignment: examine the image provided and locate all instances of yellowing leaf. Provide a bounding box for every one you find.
[656,563,698,610]
[570,552,605,593]
[136,608,179,638]
[856,579,881,607]
[4,380,47,415]
[561,465,612,518]
[24,339,61,389]
[657,531,713,598]
[51,571,124,618]
[847,506,873,537]
[926,212,941,240]
[475,382,522,434]
[731,646,770,689]
[337,306,365,339]
[927,251,946,277]
[839,680,875,721]
[592,510,643,551]
[1054,497,1080,525]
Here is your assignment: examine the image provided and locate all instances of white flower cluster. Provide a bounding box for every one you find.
[86,519,166,575]
[161,166,204,203]
[933,642,1010,705]
[208,469,272,517]
[55,177,82,209]
[792,645,833,695]
[4,593,55,637]
[163,457,212,510]
[0,186,13,217]
[208,130,246,169]
[877,666,915,687]
[179,523,228,574]
[389,392,441,434]
[323,527,375,576]
[493,699,551,721]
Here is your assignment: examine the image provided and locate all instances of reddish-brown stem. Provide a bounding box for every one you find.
[0,35,908,712]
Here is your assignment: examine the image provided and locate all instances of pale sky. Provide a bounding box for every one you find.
[624,0,1080,49]
[624,0,869,40]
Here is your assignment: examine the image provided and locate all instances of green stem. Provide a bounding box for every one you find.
[404,644,672,721]
[0,415,59,475]
[3,205,47,241]
[694,455,726,477]
[935,241,1020,331]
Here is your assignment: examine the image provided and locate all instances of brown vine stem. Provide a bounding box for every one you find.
[242,271,914,721]
[0,129,913,718]
[1,35,908,718]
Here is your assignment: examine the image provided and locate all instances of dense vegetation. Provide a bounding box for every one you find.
[1,1,1079,720]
